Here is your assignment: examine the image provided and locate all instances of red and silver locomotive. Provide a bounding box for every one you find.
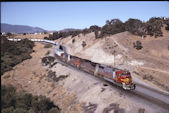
[55,44,136,90]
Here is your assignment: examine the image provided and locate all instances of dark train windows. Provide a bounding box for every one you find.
[91,62,96,67]
[99,65,104,69]
[59,45,63,50]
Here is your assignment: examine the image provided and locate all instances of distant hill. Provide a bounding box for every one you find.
[1,23,46,33]
[59,28,81,32]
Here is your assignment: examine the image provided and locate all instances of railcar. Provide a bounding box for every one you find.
[55,44,136,90]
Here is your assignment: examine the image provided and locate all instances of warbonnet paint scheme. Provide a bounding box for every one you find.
[55,44,136,90]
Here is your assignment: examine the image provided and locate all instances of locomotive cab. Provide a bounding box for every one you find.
[117,70,136,90]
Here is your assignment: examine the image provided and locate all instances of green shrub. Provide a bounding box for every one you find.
[72,38,75,43]
[1,85,60,113]
[47,71,69,82]
[94,31,99,39]
[82,41,86,48]
[166,24,169,30]
[41,56,55,66]
[133,41,143,50]
[100,19,125,38]
[1,37,35,75]
[44,36,49,40]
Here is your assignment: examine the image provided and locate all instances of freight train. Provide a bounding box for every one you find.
[55,44,136,90]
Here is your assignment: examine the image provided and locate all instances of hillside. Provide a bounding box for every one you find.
[58,25,169,92]
[1,23,46,33]
[2,26,169,113]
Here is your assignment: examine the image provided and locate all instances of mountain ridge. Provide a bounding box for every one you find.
[1,23,46,33]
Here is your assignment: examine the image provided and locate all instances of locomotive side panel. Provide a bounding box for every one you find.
[55,46,136,90]
[79,59,95,75]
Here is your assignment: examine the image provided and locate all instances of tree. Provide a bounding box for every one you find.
[44,31,48,34]
[125,18,146,36]
[94,31,99,39]
[89,25,101,32]
[133,41,143,50]
[72,38,75,43]
[106,20,111,25]
[109,19,123,25]
[146,17,163,37]
[82,28,90,36]
[100,19,125,38]
[2,85,60,113]
[82,41,86,47]
[165,24,169,31]
[6,32,12,37]
[44,37,49,40]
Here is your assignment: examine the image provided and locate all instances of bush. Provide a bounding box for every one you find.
[125,18,146,36]
[100,19,125,38]
[6,32,12,37]
[146,17,163,37]
[82,41,86,47]
[44,31,48,34]
[44,44,52,48]
[44,36,49,40]
[82,28,91,36]
[133,41,143,50]
[41,56,55,66]
[89,25,101,32]
[94,31,99,39]
[1,37,35,75]
[47,71,69,82]
[166,24,169,31]
[72,38,75,43]
[1,85,60,113]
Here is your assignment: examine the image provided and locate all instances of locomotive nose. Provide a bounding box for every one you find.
[121,78,132,84]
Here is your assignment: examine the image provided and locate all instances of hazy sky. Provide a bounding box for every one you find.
[1,1,169,31]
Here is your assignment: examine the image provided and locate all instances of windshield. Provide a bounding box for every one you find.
[121,72,131,76]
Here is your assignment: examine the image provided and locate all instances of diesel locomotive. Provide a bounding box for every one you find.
[55,44,136,90]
